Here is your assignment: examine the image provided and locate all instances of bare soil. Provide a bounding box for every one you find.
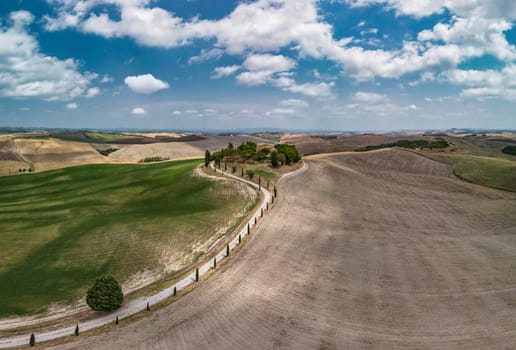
[12,138,112,171]
[47,149,516,350]
[282,133,424,156]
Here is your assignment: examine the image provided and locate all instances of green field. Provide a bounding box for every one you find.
[0,160,257,317]
[433,154,516,192]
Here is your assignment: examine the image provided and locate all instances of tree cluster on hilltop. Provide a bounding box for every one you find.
[207,141,301,168]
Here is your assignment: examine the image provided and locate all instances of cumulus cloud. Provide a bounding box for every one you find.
[66,102,77,109]
[189,48,224,64]
[124,74,169,94]
[280,99,309,108]
[236,54,296,86]
[131,107,146,115]
[352,92,389,103]
[212,65,241,79]
[271,108,295,115]
[442,65,516,100]
[100,75,113,83]
[85,87,100,98]
[43,0,516,100]
[0,11,96,100]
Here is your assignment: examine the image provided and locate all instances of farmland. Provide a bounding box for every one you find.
[50,149,516,350]
[0,159,257,318]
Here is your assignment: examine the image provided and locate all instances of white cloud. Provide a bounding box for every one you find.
[100,75,113,83]
[272,77,335,98]
[212,65,240,79]
[189,48,224,64]
[66,102,77,109]
[124,74,169,94]
[442,65,516,100]
[172,110,182,115]
[85,87,100,98]
[280,99,309,108]
[0,11,95,100]
[352,91,389,103]
[43,0,516,103]
[236,54,296,86]
[131,107,146,115]
[271,108,295,115]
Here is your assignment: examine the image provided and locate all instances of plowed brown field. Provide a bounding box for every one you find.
[48,150,516,350]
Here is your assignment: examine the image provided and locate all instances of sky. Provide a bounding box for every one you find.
[0,0,515,131]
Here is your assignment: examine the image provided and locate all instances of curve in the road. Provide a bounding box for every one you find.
[0,164,279,349]
[44,150,516,350]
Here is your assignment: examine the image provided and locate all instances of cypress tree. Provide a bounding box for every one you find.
[173,287,177,296]
[204,150,211,167]
[226,243,230,256]
[241,168,244,177]
[75,324,79,336]
[255,216,257,224]
[247,223,250,234]
[274,186,277,197]
[261,208,264,217]
[271,151,279,167]
[146,302,150,311]
[29,333,35,347]
[195,268,199,282]
[213,257,217,269]
[115,316,119,324]
[239,234,241,243]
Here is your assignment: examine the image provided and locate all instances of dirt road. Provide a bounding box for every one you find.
[49,149,516,349]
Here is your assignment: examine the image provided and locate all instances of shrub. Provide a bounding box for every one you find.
[86,275,123,312]
[502,145,516,155]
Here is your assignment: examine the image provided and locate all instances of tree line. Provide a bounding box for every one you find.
[205,141,301,168]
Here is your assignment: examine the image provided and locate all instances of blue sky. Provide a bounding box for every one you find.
[0,0,515,131]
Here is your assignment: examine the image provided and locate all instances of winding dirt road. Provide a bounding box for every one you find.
[43,150,516,348]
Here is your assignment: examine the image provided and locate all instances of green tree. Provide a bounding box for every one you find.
[256,147,270,161]
[270,151,279,167]
[246,169,255,180]
[75,324,79,336]
[29,333,35,347]
[86,275,124,312]
[204,150,211,167]
[238,142,257,159]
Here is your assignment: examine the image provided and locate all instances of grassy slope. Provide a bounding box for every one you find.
[432,153,516,192]
[0,160,256,317]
